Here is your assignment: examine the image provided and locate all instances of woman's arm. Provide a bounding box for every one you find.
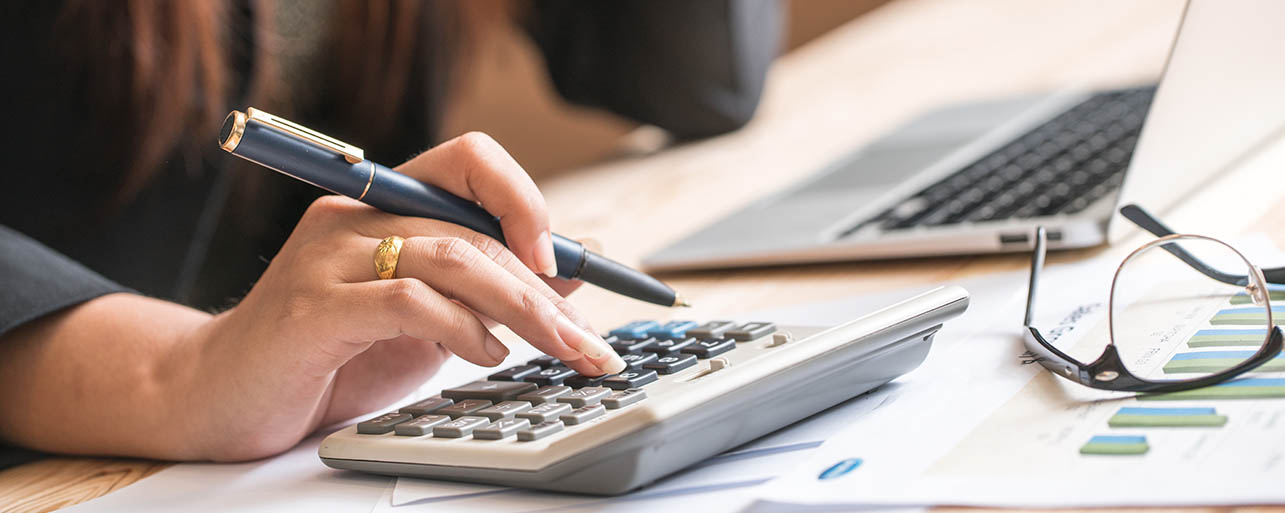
[0,132,626,462]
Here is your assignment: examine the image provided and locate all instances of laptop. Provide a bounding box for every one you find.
[644,0,1285,272]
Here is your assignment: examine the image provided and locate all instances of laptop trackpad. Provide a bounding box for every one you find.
[792,138,969,195]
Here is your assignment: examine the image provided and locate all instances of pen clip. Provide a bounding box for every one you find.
[245,107,365,164]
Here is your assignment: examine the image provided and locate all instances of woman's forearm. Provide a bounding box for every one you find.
[0,293,212,460]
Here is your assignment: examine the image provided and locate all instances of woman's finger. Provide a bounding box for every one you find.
[394,132,557,281]
[393,236,624,375]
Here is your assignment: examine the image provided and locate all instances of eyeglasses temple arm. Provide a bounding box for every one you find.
[1119,204,1252,286]
[1024,226,1047,327]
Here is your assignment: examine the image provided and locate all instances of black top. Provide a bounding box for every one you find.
[0,0,778,467]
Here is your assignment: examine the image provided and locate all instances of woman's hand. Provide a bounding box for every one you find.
[0,132,624,462]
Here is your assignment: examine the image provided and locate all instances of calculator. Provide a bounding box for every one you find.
[319,286,969,494]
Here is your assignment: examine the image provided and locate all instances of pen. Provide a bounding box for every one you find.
[218,108,687,308]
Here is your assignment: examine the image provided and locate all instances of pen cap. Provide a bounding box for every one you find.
[219,110,372,198]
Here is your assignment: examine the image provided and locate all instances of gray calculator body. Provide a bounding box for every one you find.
[320,286,969,495]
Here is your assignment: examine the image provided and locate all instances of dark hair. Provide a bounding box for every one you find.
[55,0,453,202]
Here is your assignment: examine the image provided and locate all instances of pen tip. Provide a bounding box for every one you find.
[673,294,691,308]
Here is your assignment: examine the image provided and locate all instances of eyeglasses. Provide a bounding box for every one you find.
[1023,204,1284,393]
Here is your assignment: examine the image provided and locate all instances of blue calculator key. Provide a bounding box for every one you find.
[489,365,541,381]
[603,370,659,390]
[647,320,699,339]
[528,355,561,368]
[610,337,659,354]
[682,338,736,358]
[644,337,698,354]
[609,320,660,340]
[525,366,579,386]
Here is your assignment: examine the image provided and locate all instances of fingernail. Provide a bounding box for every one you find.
[484,337,509,364]
[535,231,558,278]
[556,315,625,373]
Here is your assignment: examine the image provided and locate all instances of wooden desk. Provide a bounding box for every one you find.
[3,0,1281,511]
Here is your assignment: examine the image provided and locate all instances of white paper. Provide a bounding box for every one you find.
[758,236,1285,508]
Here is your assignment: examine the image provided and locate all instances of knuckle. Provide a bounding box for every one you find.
[301,195,357,226]
[382,279,424,313]
[453,131,499,156]
[516,287,553,320]
[466,231,506,262]
[428,237,479,270]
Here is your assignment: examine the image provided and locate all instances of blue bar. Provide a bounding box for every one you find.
[1221,377,1285,387]
[1117,407,1217,416]
[647,320,699,339]
[609,320,660,340]
[1087,435,1147,444]
[1170,350,1273,360]
[1195,329,1269,336]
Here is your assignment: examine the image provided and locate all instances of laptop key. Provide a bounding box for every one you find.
[516,385,571,405]
[432,416,490,438]
[357,412,412,434]
[560,404,606,425]
[441,381,536,402]
[476,401,532,421]
[438,399,493,418]
[644,353,698,374]
[525,366,578,386]
[399,396,454,416]
[603,370,659,390]
[517,421,564,441]
[474,418,531,440]
[602,389,648,409]
[488,365,541,382]
[394,415,450,436]
[556,387,611,408]
[517,402,573,424]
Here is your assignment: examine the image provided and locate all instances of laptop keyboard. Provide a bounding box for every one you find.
[843,86,1156,236]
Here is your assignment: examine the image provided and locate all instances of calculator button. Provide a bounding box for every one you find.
[602,389,647,409]
[476,401,532,421]
[564,374,607,388]
[432,416,489,438]
[437,399,493,418]
[560,404,606,425]
[643,353,697,374]
[609,320,660,340]
[682,338,736,358]
[441,381,537,402]
[647,320,699,339]
[357,412,412,434]
[516,402,573,423]
[619,352,659,369]
[516,386,572,405]
[610,337,658,354]
[644,337,698,354]
[399,396,454,416]
[474,418,531,440]
[394,415,450,436]
[528,355,561,368]
[524,366,578,386]
[556,387,611,408]
[686,320,736,339]
[517,420,565,441]
[603,370,659,390]
[488,365,541,382]
[725,322,777,341]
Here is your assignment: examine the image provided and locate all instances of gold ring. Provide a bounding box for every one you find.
[374,236,405,280]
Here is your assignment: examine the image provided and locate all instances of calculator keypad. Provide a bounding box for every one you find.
[362,319,777,443]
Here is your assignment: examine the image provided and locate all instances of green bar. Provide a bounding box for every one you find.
[1230,291,1285,304]
[1079,442,1149,455]
[1162,358,1285,374]
[1107,413,1228,427]
[1189,335,1268,347]
[1209,314,1269,325]
[1139,386,1285,400]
